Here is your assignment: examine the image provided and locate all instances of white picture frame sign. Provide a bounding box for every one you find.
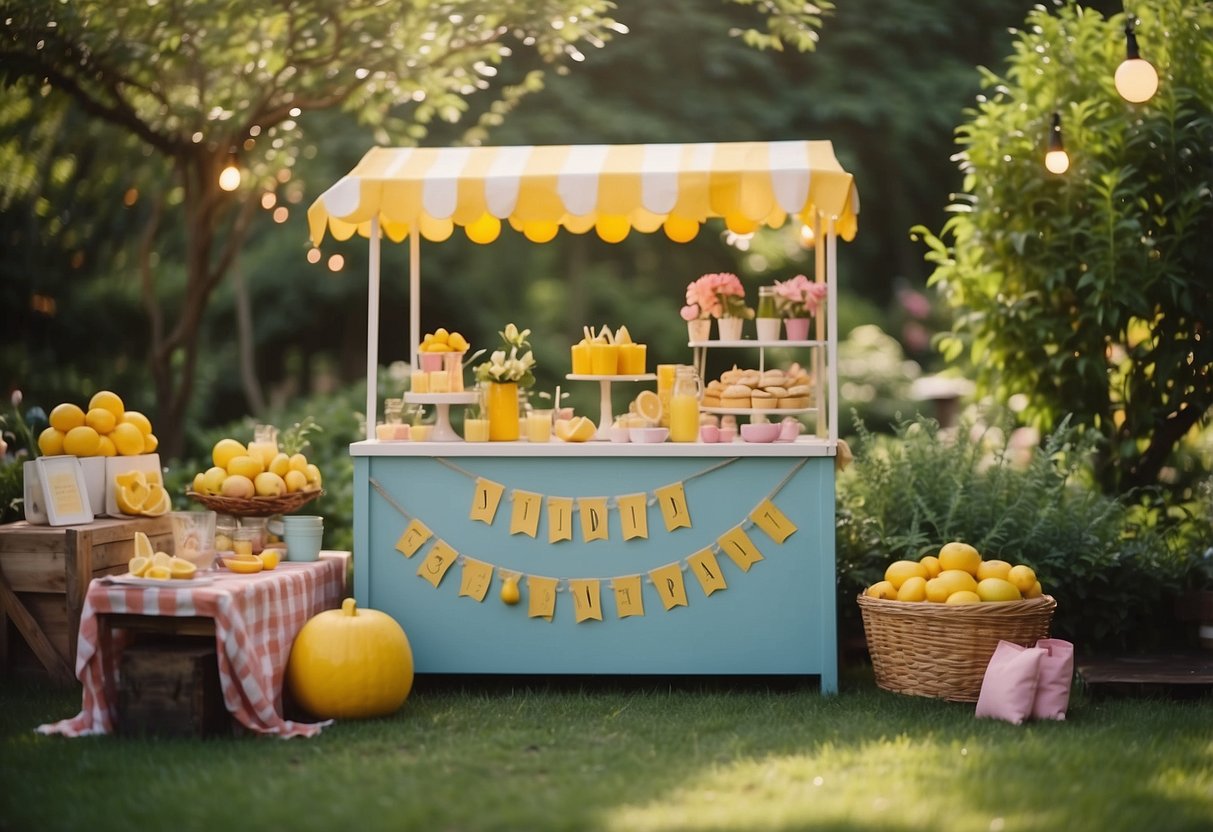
[36,455,95,526]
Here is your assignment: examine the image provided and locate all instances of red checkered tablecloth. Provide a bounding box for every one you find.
[37,555,345,739]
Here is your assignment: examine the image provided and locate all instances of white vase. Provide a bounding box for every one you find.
[716,316,744,341]
[755,318,781,341]
[686,319,711,343]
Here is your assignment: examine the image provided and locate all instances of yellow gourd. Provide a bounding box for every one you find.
[286,598,414,719]
[500,575,520,605]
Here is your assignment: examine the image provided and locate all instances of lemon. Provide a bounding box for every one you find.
[304,463,323,489]
[63,425,101,456]
[152,550,172,568]
[934,569,979,598]
[448,332,469,352]
[168,557,198,579]
[88,390,125,420]
[896,576,928,602]
[254,471,287,497]
[140,485,170,517]
[884,559,929,590]
[919,555,942,579]
[224,557,264,574]
[144,565,172,581]
[1007,564,1038,593]
[555,416,596,442]
[192,472,207,493]
[37,427,65,456]
[945,590,982,605]
[85,407,117,435]
[865,580,899,600]
[120,410,153,436]
[284,469,309,493]
[115,471,151,515]
[938,541,982,576]
[1026,580,1044,599]
[212,438,247,469]
[128,556,151,577]
[202,466,228,495]
[226,454,264,479]
[220,474,255,499]
[634,390,663,424]
[133,530,155,560]
[976,559,1013,581]
[110,422,145,455]
[142,433,159,453]
[49,403,86,433]
[257,549,281,570]
[269,452,292,478]
[976,577,1022,602]
[97,436,117,456]
[289,453,309,474]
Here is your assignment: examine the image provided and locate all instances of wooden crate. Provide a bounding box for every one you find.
[0,516,173,683]
[116,638,231,738]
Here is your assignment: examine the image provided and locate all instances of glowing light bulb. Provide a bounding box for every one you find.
[1115,26,1158,104]
[218,162,242,191]
[1045,112,1070,175]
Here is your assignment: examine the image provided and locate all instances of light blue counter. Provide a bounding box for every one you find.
[351,439,838,692]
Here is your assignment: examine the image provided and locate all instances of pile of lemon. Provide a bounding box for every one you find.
[190,437,322,500]
[866,542,1044,604]
[418,328,469,353]
[128,531,196,581]
[37,390,157,458]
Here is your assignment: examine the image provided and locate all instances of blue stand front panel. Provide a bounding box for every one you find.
[353,453,837,691]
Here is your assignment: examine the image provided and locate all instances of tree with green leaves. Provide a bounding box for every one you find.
[915,0,1213,494]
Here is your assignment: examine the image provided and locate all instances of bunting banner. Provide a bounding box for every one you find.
[369,458,806,625]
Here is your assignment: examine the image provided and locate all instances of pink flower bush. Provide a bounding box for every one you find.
[773,274,827,318]
[681,272,753,320]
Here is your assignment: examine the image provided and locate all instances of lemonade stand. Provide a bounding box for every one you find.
[308,141,858,690]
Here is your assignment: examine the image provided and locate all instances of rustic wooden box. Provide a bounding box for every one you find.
[0,516,173,683]
[116,638,231,738]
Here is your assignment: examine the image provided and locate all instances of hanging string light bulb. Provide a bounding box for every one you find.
[1114,20,1159,103]
[1045,112,1070,175]
[218,155,242,192]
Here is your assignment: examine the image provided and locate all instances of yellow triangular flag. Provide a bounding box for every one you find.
[417,539,459,587]
[547,496,574,543]
[470,477,505,524]
[458,557,494,602]
[611,575,644,618]
[649,562,688,611]
[569,578,603,623]
[509,490,542,538]
[527,575,558,620]
[395,518,432,558]
[749,498,797,543]
[654,482,692,531]
[616,493,649,540]
[687,548,728,596]
[717,527,764,572]
[578,497,610,542]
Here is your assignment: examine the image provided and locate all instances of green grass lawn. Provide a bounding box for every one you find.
[2,670,1211,832]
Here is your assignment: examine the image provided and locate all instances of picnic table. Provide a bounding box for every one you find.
[37,553,347,739]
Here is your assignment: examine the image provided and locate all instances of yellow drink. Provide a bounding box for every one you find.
[232,539,254,556]
[526,410,553,443]
[464,418,490,442]
[429,371,450,393]
[411,370,430,394]
[570,342,592,374]
[589,343,619,375]
[669,394,700,442]
[411,425,433,442]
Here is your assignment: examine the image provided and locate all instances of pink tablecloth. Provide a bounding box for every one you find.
[37,555,345,739]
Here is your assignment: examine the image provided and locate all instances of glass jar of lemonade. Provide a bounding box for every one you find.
[669,367,703,443]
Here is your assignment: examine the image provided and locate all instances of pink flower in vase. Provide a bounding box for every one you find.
[683,272,752,319]
[773,274,827,318]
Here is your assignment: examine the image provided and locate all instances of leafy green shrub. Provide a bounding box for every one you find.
[836,413,1192,650]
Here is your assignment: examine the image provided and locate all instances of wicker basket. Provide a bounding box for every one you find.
[857,593,1057,702]
[186,489,323,517]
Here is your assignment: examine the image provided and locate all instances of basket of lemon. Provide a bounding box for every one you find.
[857,542,1057,702]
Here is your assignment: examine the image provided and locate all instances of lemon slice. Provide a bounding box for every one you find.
[555,416,596,442]
[128,555,151,577]
[223,557,264,574]
[152,551,172,569]
[114,470,151,514]
[634,390,662,424]
[133,531,155,560]
[140,484,170,517]
[144,565,172,581]
[169,557,198,580]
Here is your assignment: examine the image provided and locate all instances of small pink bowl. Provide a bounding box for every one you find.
[699,425,720,443]
[740,422,781,443]
[608,426,631,443]
[629,426,670,444]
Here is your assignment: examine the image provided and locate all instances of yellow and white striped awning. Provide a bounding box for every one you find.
[307,140,859,246]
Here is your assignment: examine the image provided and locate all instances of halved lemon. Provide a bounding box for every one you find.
[139,484,170,517]
[144,565,172,581]
[634,390,662,424]
[152,551,173,569]
[169,557,198,580]
[555,416,596,442]
[128,555,151,577]
[257,549,281,570]
[114,470,150,515]
[223,557,264,574]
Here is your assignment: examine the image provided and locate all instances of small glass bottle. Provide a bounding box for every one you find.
[756,286,781,341]
[377,397,408,440]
